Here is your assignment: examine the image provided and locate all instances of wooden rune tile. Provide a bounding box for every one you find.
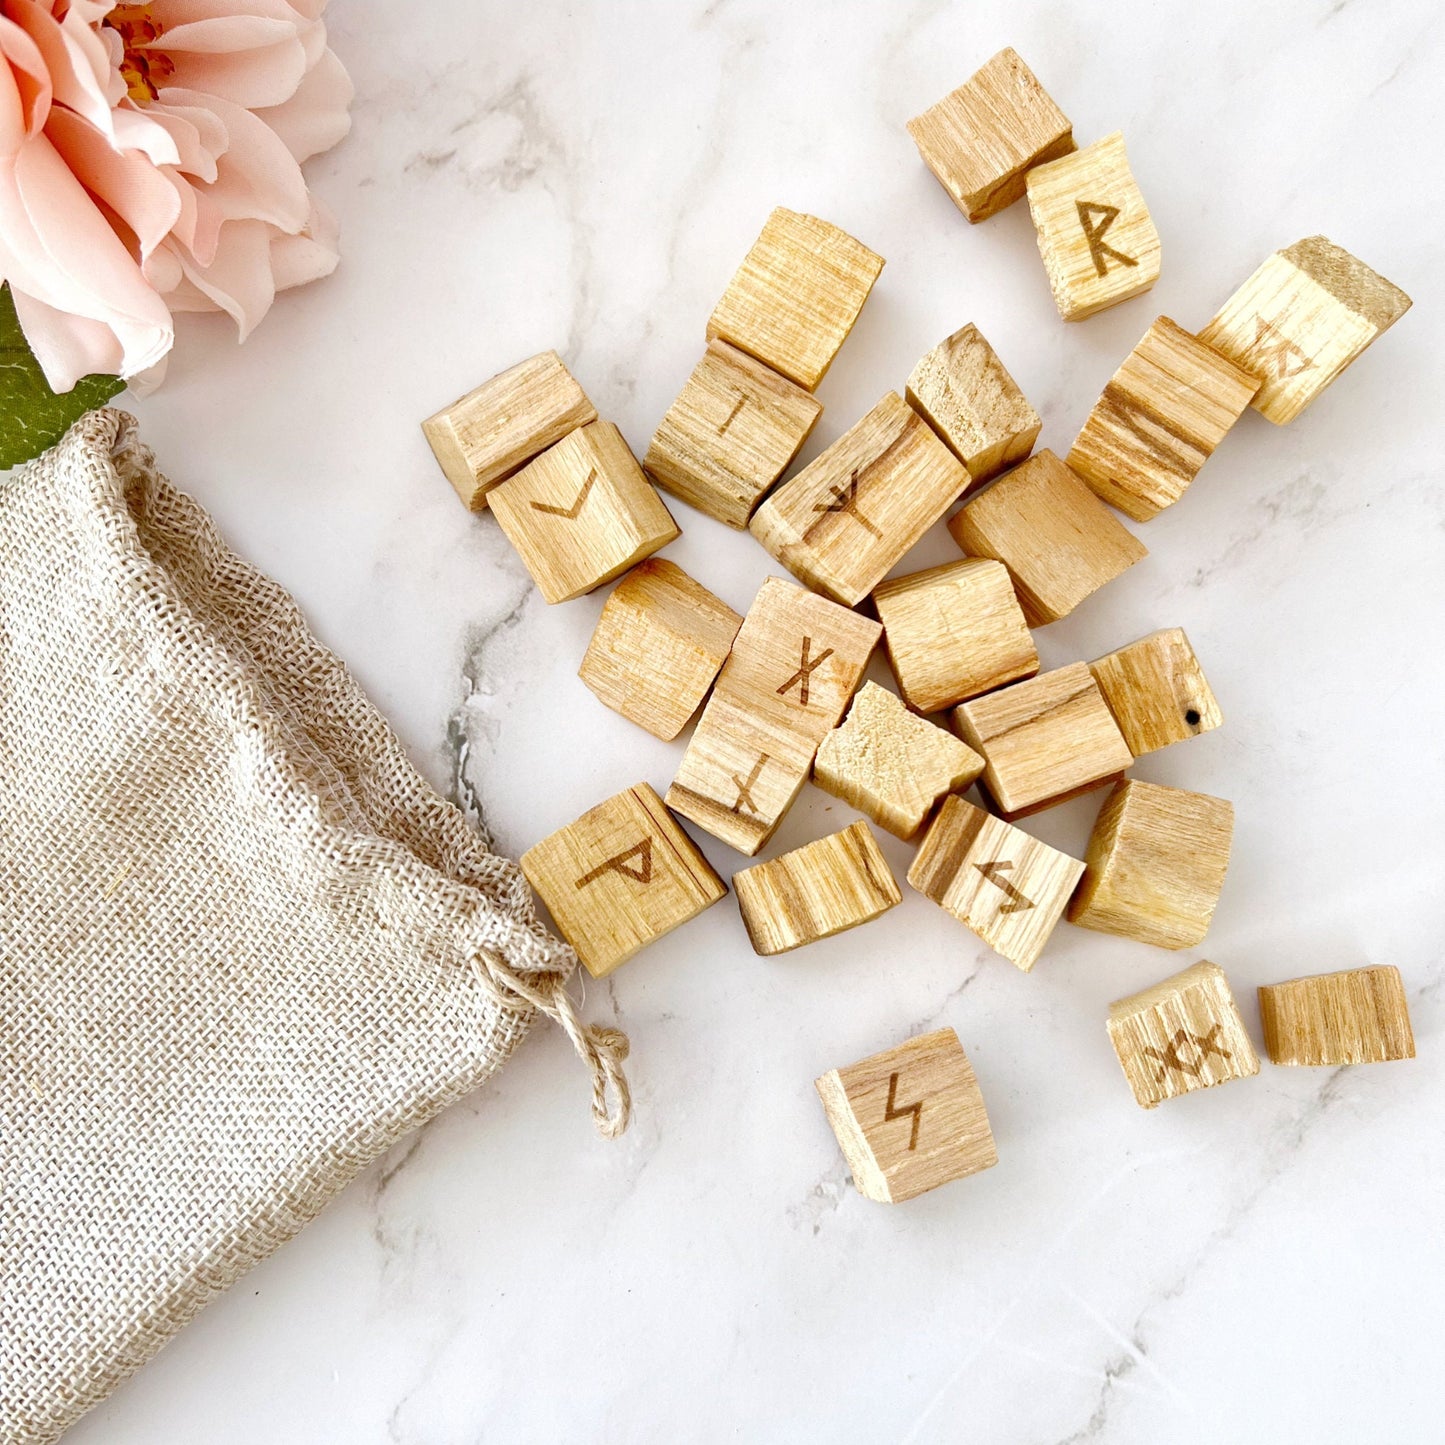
[1259,966,1415,1067]
[1088,627,1222,757]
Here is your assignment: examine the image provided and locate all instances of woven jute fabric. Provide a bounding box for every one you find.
[0,411,629,1445]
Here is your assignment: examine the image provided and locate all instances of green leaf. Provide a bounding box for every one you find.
[0,282,125,470]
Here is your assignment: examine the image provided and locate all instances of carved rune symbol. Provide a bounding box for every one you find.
[777,636,834,708]
[814,470,882,539]
[575,838,653,888]
[730,754,768,816]
[883,1071,923,1151]
[530,467,598,519]
[1075,200,1138,278]
[1143,1024,1233,1081]
[973,859,1034,914]
[1253,315,1314,380]
[718,393,748,434]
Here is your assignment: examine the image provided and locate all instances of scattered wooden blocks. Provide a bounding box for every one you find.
[643,339,823,528]
[951,662,1131,819]
[1088,627,1222,757]
[1025,131,1161,321]
[707,207,884,391]
[909,796,1084,971]
[750,392,969,605]
[488,422,679,603]
[1067,780,1233,950]
[520,783,725,978]
[1107,961,1260,1108]
[815,1027,997,1203]
[666,577,880,855]
[907,48,1075,223]
[813,682,984,840]
[873,557,1037,715]
[1198,235,1412,425]
[947,448,1146,626]
[1259,966,1415,1066]
[1066,317,1261,520]
[578,559,743,741]
[422,351,596,511]
[733,820,901,956]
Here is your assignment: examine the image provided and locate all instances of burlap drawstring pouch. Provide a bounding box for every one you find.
[0,410,631,1445]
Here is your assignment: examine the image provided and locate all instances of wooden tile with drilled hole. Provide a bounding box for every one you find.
[1066,317,1260,520]
[1198,236,1412,425]
[908,795,1084,972]
[948,449,1147,626]
[520,783,725,978]
[1025,131,1161,321]
[905,324,1042,485]
[733,820,901,956]
[422,351,597,511]
[813,683,983,840]
[1108,961,1260,1109]
[666,577,880,856]
[706,208,884,391]
[750,392,969,606]
[578,559,743,741]
[1067,780,1233,950]
[815,1027,997,1203]
[1088,627,1222,757]
[644,340,824,528]
[488,422,679,603]
[1259,966,1415,1067]
[906,48,1075,223]
[951,662,1132,819]
[873,557,1037,715]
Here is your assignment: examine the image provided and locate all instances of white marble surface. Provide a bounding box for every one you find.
[73,1,1445,1441]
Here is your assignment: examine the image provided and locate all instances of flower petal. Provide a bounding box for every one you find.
[139,15,298,56]
[269,194,337,290]
[171,215,274,336]
[162,34,308,110]
[0,14,51,146]
[252,43,350,162]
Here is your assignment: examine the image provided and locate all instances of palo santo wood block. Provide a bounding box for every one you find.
[1066,317,1260,520]
[733,820,901,956]
[1067,780,1234,950]
[578,559,743,741]
[909,796,1083,972]
[666,577,880,855]
[422,351,596,511]
[1259,966,1415,1067]
[815,1027,997,1203]
[706,208,884,391]
[948,449,1147,626]
[1025,131,1161,321]
[906,48,1075,223]
[1107,961,1260,1109]
[1088,627,1222,757]
[813,683,983,840]
[873,557,1037,715]
[905,324,1042,485]
[520,783,725,978]
[1198,236,1412,425]
[489,422,680,604]
[750,392,969,606]
[644,340,823,528]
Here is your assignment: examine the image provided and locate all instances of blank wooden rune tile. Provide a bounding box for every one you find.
[1067,780,1234,950]
[1107,961,1260,1109]
[905,323,1042,485]
[813,682,983,840]
[706,207,884,391]
[1066,317,1261,521]
[579,559,743,741]
[948,448,1147,626]
[422,350,596,511]
[1198,235,1413,425]
[520,783,725,978]
[908,796,1084,972]
[873,557,1037,715]
[906,48,1075,222]
[1025,131,1161,321]
[733,820,901,956]
[750,392,969,606]
[666,577,880,856]
[489,422,680,603]
[1088,627,1222,757]
[644,340,824,528]
[951,663,1131,819]
[1259,966,1415,1067]
[815,1027,997,1203]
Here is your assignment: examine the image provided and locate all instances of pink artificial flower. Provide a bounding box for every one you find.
[0,0,352,393]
